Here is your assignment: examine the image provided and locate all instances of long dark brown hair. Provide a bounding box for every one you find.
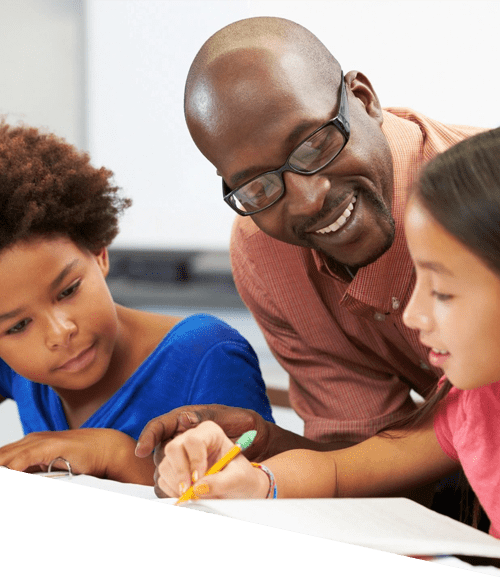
[380,126,500,529]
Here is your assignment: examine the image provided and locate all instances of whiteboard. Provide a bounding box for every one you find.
[87,0,500,250]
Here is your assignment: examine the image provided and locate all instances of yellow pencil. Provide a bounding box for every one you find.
[175,429,257,505]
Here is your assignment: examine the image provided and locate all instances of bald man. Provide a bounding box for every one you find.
[137,17,482,493]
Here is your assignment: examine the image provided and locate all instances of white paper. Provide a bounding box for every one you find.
[51,475,500,561]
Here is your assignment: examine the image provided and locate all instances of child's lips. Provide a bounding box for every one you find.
[428,347,451,368]
[57,343,97,372]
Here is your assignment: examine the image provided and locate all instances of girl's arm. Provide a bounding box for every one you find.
[0,429,156,485]
[157,418,458,499]
[263,416,458,498]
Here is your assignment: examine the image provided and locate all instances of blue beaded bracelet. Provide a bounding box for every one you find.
[251,462,277,499]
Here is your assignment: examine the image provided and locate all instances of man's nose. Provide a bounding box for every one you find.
[282,171,331,217]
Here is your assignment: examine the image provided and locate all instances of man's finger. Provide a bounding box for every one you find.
[136,418,171,457]
[136,410,201,458]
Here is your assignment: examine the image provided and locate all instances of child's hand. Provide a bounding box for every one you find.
[0,429,155,485]
[157,421,271,500]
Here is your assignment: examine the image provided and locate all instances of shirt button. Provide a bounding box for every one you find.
[373,312,386,321]
[392,297,400,310]
[419,361,430,370]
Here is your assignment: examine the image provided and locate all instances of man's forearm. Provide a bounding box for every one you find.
[261,423,355,460]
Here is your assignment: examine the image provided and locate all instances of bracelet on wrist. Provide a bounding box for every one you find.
[251,462,277,499]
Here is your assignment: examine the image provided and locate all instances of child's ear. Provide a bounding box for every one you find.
[93,247,110,277]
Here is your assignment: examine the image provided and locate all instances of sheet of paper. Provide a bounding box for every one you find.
[173,497,500,558]
[52,475,500,560]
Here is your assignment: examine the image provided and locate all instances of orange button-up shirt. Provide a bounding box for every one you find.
[230,108,483,445]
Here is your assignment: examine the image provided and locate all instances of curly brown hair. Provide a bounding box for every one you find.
[0,120,131,252]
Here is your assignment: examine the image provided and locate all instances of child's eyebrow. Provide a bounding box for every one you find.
[0,260,81,324]
[50,259,80,291]
[0,307,26,323]
[416,260,454,276]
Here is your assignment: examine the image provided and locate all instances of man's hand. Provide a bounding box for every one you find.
[135,404,355,498]
[136,404,275,462]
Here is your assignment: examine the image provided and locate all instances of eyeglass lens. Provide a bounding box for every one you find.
[232,123,346,213]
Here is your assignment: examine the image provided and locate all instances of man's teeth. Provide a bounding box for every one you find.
[432,348,449,355]
[316,196,357,234]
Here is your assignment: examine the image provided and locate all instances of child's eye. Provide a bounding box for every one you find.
[431,290,453,302]
[7,318,31,335]
[58,280,81,300]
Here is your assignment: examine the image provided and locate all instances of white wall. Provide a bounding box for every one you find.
[87,0,500,251]
[0,0,85,148]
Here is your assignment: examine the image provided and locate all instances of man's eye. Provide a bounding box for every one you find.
[244,183,269,206]
[7,318,31,335]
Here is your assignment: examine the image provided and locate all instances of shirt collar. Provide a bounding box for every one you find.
[312,109,423,313]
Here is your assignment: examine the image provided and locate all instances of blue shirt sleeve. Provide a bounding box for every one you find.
[167,314,274,423]
[189,338,274,423]
[0,358,14,399]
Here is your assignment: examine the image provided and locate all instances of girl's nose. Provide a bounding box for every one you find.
[403,281,433,334]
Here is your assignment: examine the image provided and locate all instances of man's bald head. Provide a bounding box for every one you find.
[184,17,342,163]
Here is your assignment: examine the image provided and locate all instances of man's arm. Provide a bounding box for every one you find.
[135,404,354,463]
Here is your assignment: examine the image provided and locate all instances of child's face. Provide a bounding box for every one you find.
[0,237,119,392]
[403,196,500,390]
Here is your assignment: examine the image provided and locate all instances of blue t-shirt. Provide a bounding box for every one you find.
[0,314,274,439]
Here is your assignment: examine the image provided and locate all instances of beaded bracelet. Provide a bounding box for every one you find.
[251,462,277,499]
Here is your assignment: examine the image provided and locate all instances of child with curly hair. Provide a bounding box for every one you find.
[0,120,273,484]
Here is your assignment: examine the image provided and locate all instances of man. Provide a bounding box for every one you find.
[136,17,481,474]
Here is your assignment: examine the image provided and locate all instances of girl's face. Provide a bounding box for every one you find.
[0,237,118,393]
[403,196,500,390]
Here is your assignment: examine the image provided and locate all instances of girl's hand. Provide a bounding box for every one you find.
[157,421,270,499]
[0,429,155,485]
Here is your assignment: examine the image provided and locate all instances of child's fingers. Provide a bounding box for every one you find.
[157,433,208,496]
[157,421,235,496]
[188,455,267,499]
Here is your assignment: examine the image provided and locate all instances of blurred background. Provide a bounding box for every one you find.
[0,0,498,444]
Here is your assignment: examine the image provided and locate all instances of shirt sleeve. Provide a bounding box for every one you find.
[0,359,14,399]
[433,386,462,463]
[188,337,274,424]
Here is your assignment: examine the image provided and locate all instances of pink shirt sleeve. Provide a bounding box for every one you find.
[433,382,461,463]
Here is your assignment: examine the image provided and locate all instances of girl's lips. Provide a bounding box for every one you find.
[57,343,97,373]
[428,348,451,368]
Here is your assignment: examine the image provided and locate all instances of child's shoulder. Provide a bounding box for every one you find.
[119,306,248,358]
[166,313,244,343]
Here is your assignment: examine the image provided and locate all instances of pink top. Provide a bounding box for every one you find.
[231,108,482,444]
[434,378,500,538]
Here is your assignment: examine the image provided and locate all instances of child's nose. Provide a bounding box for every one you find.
[45,312,77,348]
[403,289,433,333]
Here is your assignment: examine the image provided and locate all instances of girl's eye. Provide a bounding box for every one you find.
[7,318,31,335]
[431,290,453,302]
[58,280,81,300]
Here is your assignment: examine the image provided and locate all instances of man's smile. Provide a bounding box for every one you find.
[312,194,357,235]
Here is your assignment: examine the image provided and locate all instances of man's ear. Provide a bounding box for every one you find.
[94,246,110,277]
[344,70,383,124]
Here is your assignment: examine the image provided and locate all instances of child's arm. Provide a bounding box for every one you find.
[157,418,458,499]
[0,429,155,485]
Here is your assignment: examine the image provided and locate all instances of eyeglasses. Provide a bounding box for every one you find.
[222,72,350,216]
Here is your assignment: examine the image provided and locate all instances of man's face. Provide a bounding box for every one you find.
[188,51,395,269]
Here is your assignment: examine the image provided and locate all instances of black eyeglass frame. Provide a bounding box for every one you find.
[222,71,350,216]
